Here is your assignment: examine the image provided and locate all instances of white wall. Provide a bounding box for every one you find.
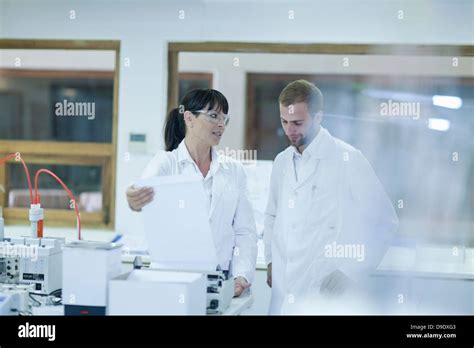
[0,49,115,70]
[0,0,473,244]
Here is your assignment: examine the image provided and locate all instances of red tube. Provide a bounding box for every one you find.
[1,153,81,240]
[34,169,81,240]
[35,193,43,238]
[0,152,33,204]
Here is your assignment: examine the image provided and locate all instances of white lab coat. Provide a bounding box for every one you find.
[263,127,398,314]
[141,140,258,283]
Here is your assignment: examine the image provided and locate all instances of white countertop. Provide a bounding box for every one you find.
[32,290,254,316]
[375,245,474,280]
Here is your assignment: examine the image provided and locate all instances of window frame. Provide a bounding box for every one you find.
[167,42,474,148]
[0,39,120,229]
[167,42,474,253]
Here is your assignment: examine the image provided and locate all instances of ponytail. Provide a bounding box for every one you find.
[164,107,185,151]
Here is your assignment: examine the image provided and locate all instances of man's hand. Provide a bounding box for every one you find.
[266,262,272,288]
[320,270,353,296]
[126,185,154,211]
[234,276,250,297]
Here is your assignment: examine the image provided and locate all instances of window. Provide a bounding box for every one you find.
[246,73,474,227]
[0,40,120,228]
[178,72,212,100]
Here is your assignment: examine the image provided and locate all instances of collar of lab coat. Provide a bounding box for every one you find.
[286,127,333,188]
[176,140,231,218]
[176,140,229,176]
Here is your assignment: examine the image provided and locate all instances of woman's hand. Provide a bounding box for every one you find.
[234,276,250,297]
[126,185,154,211]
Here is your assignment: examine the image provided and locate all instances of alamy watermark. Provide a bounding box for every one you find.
[18,322,55,341]
[380,99,420,120]
[0,243,38,262]
[55,99,96,120]
[217,147,258,166]
[324,242,365,262]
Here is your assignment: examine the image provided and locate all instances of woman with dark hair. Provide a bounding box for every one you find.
[126,89,257,297]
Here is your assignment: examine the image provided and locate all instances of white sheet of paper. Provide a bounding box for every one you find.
[135,175,218,272]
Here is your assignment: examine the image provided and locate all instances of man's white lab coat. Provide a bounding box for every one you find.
[141,140,258,283]
[263,127,398,314]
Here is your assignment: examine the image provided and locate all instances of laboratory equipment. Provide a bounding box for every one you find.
[63,240,122,316]
[205,270,234,314]
[0,237,64,294]
[0,252,19,284]
[0,292,15,315]
[108,268,207,315]
[0,283,33,315]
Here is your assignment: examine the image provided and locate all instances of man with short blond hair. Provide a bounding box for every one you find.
[263,80,398,314]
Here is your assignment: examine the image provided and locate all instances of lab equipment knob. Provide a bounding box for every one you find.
[209,299,219,310]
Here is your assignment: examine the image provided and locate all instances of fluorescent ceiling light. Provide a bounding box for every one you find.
[428,118,450,131]
[432,95,462,109]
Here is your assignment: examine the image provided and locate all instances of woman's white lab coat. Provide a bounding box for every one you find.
[263,127,399,314]
[141,140,258,283]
